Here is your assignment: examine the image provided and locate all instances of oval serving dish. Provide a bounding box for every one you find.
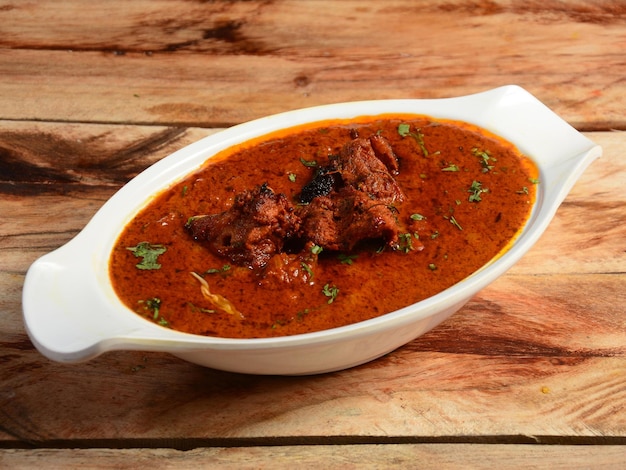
[22,85,601,375]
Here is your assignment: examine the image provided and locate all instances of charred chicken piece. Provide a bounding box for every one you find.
[300,136,405,251]
[335,136,404,202]
[301,187,402,251]
[299,166,336,204]
[299,135,401,204]
[187,134,409,269]
[185,183,301,269]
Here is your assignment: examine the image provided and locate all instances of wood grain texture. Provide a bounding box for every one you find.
[0,348,624,444]
[0,129,624,446]
[2,445,626,469]
[1,0,625,463]
[0,0,624,128]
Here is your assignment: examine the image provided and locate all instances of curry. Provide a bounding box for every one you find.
[109,116,538,338]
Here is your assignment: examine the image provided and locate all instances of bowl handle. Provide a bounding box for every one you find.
[22,244,143,363]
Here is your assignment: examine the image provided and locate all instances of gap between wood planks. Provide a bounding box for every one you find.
[2,434,626,451]
[1,117,624,134]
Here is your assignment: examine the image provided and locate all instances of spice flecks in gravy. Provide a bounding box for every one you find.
[109,116,538,338]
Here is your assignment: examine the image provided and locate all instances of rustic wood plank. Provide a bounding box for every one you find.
[1,271,624,444]
[0,1,624,128]
[0,121,213,197]
[1,129,624,446]
[4,161,626,446]
[2,0,625,461]
[2,444,626,469]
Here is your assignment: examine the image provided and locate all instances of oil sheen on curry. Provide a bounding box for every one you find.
[109,116,538,338]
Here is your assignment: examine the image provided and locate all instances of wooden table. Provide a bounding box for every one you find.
[1,1,625,467]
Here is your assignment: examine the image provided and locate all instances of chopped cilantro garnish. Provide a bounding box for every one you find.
[338,253,358,265]
[141,297,161,316]
[322,283,339,304]
[138,297,169,327]
[442,164,460,172]
[468,180,488,202]
[398,232,415,253]
[398,123,429,156]
[296,309,310,320]
[204,264,231,275]
[397,123,410,136]
[449,215,463,230]
[301,262,314,278]
[311,244,323,255]
[126,242,167,270]
[187,302,215,314]
[472,147,496,172]
[299,157,318,167]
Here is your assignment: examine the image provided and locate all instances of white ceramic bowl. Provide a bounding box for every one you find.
[22,85,601,375]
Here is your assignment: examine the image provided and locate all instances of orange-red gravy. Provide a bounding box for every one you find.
[109,117,538,338]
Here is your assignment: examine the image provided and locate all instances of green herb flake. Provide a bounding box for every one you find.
[338,253,358,265]
[296,308,310,320]
[468,180,488,203]
[140,297,161,316]
[410,213,426,221]
[529,177,540,185]
[204,264,231,275]
[288,173,297,182]
[472,147,496,172]
[311,244,324,255]
[322,283,339,304]
[398,123,429,156]
[299,157,318,167]
[516,186,529,195]
[187,302,215,314]
[397,123,411,137]
[126,242,167,270]
[442,164,460,172]
[301,262,314,278]
[413,131,429,156]
[428,263,437,271]
[398,232,414,253]
[138,297,169,327]
[449,215,463,230]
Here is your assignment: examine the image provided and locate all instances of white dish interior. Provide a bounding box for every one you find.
[22,85,601,375]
